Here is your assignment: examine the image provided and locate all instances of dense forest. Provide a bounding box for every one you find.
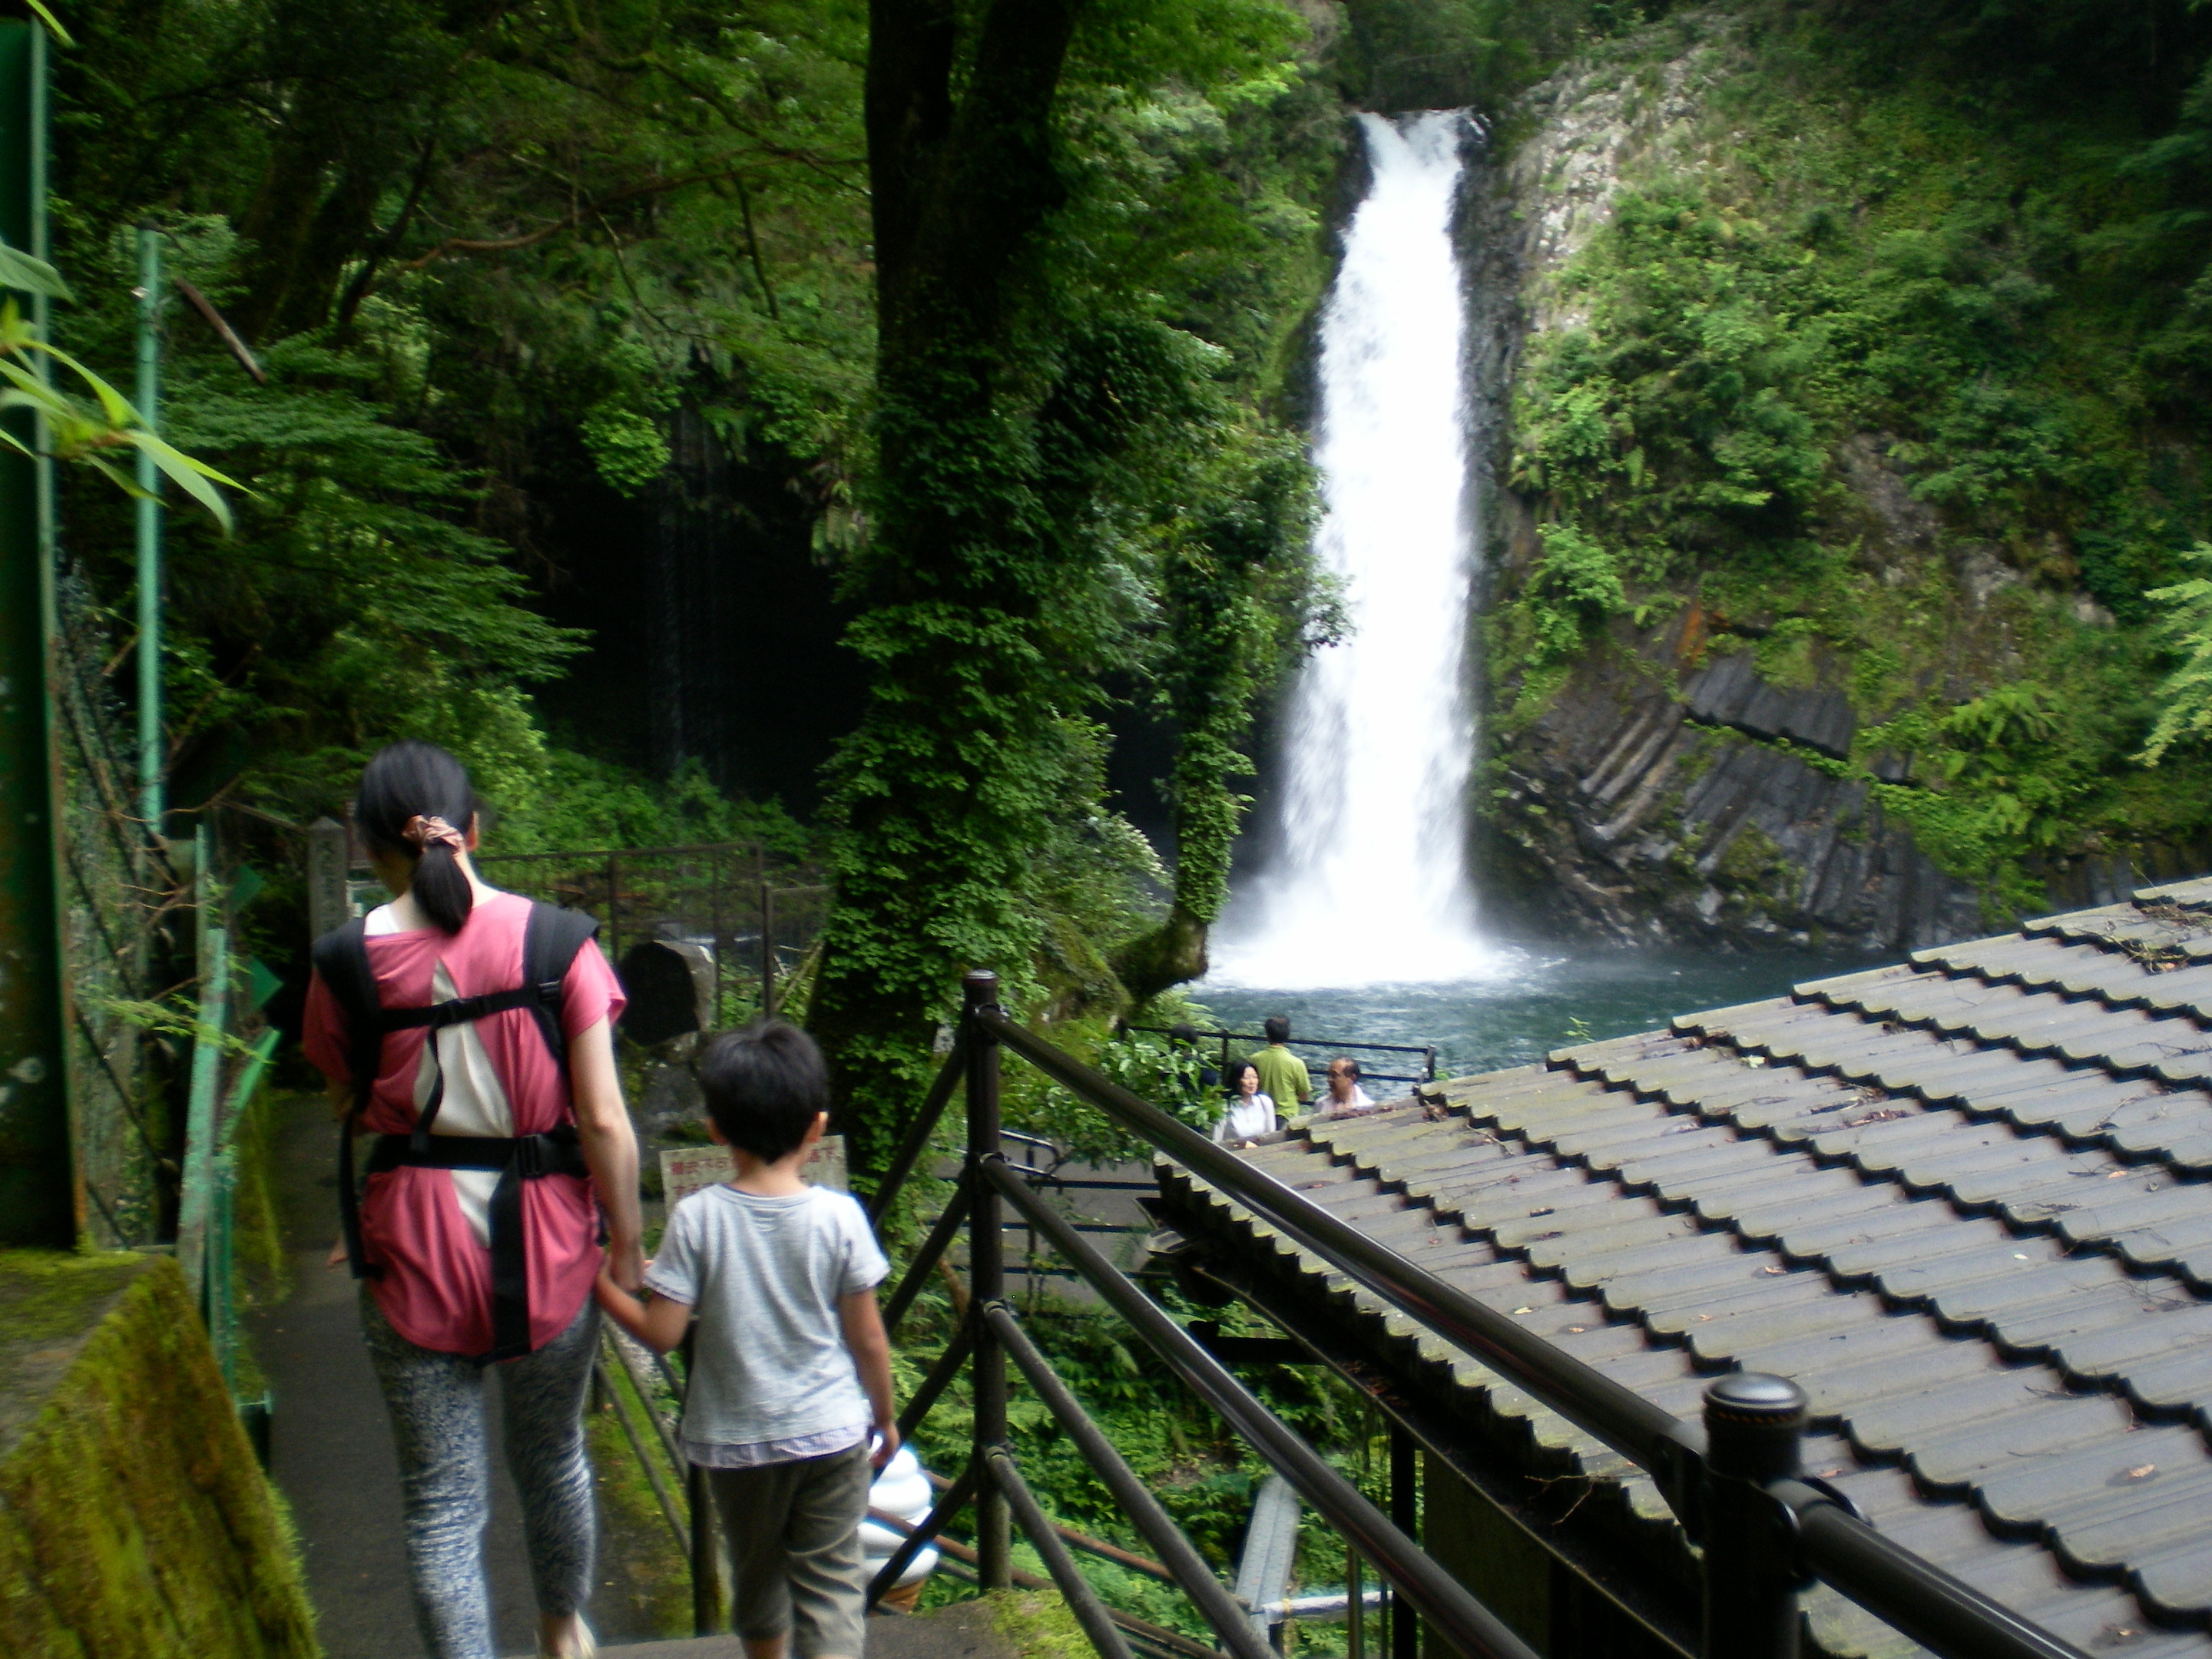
[51,0,2212,1135]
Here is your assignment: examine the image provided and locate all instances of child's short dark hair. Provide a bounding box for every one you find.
[698,1021,830,1161]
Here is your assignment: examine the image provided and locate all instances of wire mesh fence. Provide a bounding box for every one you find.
[468,842,830,1028]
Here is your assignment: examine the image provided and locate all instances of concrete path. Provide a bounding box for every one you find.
[247,1090,664,1657]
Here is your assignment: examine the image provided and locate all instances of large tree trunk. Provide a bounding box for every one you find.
[812,0,1087,1167]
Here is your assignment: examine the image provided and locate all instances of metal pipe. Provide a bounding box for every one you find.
[924,1465,1182,1587]
[0,15,74,1252]
[604,1326,683,1472]
[760,882,775,1015]
[985,1444,1137,1659]
[175,920,230,1296]
[983,1300,1277,1659]
[1793,1498,2089,1659]
[965,973,1010,1589]
[606,854,621,965]
[1390,1424,1418,1659]
[134,224,161,832]
[981,1157,1540,1659]
[883,1182,969,1338]
[871,1506,1220,1659]
[594,1356,687,1553]
[1701,1375,1803,1659]
[1257,1592,1388,1623]
[976,1008,1698,1491]
[1125,1025,1435,1061]
[869,1035,966,1223]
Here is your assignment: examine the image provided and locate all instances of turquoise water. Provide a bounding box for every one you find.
[1192,942,1883,1085]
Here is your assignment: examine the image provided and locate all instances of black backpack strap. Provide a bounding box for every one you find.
[481,902,601,1363]
[520,902,599,1073]
[310,917,383,1282]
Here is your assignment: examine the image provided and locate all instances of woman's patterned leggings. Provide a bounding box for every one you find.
[362,1291,599,1659]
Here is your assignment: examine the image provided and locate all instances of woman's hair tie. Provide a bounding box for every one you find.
[401,813,465,855]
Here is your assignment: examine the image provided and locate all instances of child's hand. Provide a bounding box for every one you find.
[870,1422,901,1471]
[604,1235,647,1294]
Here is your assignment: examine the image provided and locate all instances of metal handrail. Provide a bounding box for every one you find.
[982,1159,1538,1659]
[965,995,2091,1659]
[978,1005,1690,1478]
[1123,1023,1438,1084]
[867,1033,966,1222]
[983,1301,1277,1659]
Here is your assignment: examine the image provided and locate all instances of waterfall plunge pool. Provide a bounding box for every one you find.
[1193,942,1884,1083]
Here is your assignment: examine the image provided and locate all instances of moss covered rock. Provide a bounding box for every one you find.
[0,1251,320,1657]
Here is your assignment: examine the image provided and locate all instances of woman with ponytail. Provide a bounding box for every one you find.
[303,740,641,1659]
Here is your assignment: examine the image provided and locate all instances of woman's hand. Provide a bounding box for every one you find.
[604,1233,647,1294]
[326,1236,348,1270]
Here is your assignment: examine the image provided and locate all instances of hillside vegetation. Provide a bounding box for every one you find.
[1484,0,2212,919]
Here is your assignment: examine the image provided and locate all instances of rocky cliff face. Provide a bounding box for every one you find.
[1458,11,2201,952]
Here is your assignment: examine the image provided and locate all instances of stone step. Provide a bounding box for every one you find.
[597,1604,1021,1659]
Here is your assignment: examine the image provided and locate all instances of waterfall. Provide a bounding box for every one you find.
[1210,111,1493,988]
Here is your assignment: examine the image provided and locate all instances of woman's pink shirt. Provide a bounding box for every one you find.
[303,892,627,1357]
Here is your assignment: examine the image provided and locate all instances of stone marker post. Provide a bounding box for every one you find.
[306,817,352,940]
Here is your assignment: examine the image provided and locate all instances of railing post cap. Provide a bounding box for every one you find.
[1704,1372,1806,1423]
[964,969,999,992]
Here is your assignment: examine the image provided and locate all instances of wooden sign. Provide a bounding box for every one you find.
[659,1135,847,1210]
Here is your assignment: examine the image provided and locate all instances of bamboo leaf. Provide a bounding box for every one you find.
[123,429,237,531]
[26,2,76,47]
[0,238,71,300]
[35,341,134,425]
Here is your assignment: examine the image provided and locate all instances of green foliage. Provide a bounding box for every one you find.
[488,753,810,859]
[2139,545,2212,764]
[1335,0,1668,111]
[1521,523,1630,663]
[579,406,672,498]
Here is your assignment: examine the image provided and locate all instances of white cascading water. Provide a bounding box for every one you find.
[1210,111,1493,988]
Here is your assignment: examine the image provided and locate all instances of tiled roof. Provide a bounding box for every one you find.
[1158,876,2212,1659]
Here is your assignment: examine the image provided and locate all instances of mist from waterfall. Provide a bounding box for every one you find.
[1208,111,1495,989]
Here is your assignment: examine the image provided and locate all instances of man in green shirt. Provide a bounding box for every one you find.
[1251,1016,1311,1110]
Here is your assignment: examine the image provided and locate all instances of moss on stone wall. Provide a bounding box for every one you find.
[0,1252,320,1658]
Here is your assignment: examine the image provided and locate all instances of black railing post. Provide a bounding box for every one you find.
[965,969,1011,1590]
[1702,1373,1808,1659]
[1389,1423,1419,1659]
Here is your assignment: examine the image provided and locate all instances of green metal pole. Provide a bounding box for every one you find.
[175,865,228,1293]
[0,18,70,1247]
[135,227,162,834]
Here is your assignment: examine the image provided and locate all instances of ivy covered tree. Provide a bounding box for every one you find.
[812,0,1334,1153]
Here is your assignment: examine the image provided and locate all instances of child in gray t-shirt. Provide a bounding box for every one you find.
[598,1022,896,1659]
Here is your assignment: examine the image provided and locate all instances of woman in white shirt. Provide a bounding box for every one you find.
[1215,1058,1277,1145]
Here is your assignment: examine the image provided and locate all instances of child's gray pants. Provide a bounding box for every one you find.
[707,1442,873,1657]
[362,1290,599,1659]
